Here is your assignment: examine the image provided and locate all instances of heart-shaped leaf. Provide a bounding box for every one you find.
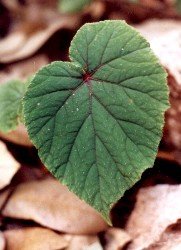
[24,20,169,222]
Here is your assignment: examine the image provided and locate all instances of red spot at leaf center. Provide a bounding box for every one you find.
[83,72,92,84]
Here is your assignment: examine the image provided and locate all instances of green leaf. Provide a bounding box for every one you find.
[24,20,169,223]
[59,0,92,13]
[0,80,27,133]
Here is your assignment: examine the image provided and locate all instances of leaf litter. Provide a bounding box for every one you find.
[126,184,181,250]
[0,141,20,189]
[0,1,80,63]
[4,227,71,250]
[147,220,181,250]
[2,178,108,234]
[136,19,181,165]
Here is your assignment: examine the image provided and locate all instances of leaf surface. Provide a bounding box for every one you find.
[24,21,169,222]
[0,80,26,132]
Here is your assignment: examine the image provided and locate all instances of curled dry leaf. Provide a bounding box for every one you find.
[136,19,181,85]
[126,184,181,250]
[0,8,79,63]
[67,235,102,250]
[2,178,108,234]
[4,227,70,250]
[0,232,5,250]
[0,189,11,210]
[147,220,181,250]
[0,141,20,190]
[105,228,131,250]
[136,19,181,162]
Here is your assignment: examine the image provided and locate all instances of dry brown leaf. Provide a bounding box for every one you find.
[136,19,181,163]
[84,242,103,250]
[4,227,70,250]
[0,11,79,63]
[2,178,108,234]
[0,232,5,250]
[0,54,48,84]
[0,141,20,190]
[105,228,131,250]
[67,235,102,250]
[147,220,181,250]
[164,74,181,164]
[84,1,105,19]
[0,189,11,210]
[0,124,32,147]
[126,184,181,250]
[157,151,176,163]
[136,19,181,86]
